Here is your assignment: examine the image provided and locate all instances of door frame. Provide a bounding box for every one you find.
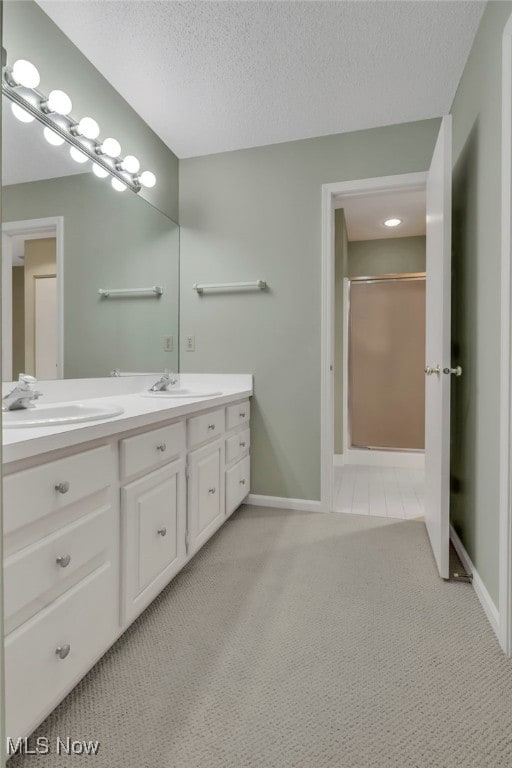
[499,12,512,657]
[320,173,428,513]
[1,216,64,380]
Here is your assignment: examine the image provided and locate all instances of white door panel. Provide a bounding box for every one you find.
[425,115,452,579]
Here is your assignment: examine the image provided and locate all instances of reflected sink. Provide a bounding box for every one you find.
[3,402,124,428]
[141,389,222,399]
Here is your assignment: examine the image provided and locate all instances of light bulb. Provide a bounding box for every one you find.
[43,127,65,146]
[11,103,35,123]
[92,163,109,179]
[70,146,88,164]
[77,116,100,139]
[12,59,40,89]
[111,177,127,192]
[139,171,156,188]
[121,155,140,174]
[47,89,72,115]
[100,137,121,158]
[383,218,402,228]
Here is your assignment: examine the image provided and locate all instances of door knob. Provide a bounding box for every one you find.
[157,527,167,537]
[56,554,71,568]
[55,644,71,660]
[424,365,440,376]
[55,481,70,494]
[443,366,462,377]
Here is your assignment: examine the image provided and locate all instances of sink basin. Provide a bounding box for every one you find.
[141,389,222,399]
[3,402,124,428]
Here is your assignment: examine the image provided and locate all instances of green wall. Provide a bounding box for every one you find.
[179,120,440,500]
[3,0,178,222]
[348,236,426,277]
[450,0,512,605]
[3,174,179,378]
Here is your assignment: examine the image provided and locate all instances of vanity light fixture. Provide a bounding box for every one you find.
[43,126,65,146]
[2,54,157,194]
[11,102,35,123]
[383,218,403,228]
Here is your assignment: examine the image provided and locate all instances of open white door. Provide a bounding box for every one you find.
[424,115,453,579]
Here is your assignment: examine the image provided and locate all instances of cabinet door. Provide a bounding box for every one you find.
[188,438,225,555]
[226,454,251,518]
[121,460,186,625]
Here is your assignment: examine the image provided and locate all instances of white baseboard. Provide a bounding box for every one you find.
[450,525,500,640]
[246,494,322,513]
[335,449,425,469]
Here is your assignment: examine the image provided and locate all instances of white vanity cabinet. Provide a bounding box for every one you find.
[3,392,251,742]
[3,445,118,741]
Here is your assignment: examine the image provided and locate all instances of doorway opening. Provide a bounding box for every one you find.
[333,189,427,519]
[2,217,64,381]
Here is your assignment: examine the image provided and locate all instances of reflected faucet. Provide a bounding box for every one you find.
[3,374,42,411]
[148,370,178,392]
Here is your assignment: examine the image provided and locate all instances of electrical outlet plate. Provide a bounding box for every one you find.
[164,336,173,352]
[185,335,195,352]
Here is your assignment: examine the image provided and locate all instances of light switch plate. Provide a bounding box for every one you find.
[163,336,173,352]
[185,335,195,352]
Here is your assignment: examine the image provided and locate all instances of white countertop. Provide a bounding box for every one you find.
[3,374,253,466]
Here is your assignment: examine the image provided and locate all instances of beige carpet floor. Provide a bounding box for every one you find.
[9,506,512,767]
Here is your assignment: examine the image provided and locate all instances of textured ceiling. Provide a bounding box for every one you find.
[36,0,484,158]
[337,189,426,241]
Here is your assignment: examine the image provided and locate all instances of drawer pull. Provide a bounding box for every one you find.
[55,644,71,660]
[157,527,167,537]
[239,479,246,485]
[156,443,167,452]
[208,487,216,495]
[56,554,71,568]
[239,412,246,419]
[55,481,70,495]
[240,441,246,448]
[207,423,216,431]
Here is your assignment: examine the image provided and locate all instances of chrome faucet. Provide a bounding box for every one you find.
[3,374,42,411]
[148,370,178,392]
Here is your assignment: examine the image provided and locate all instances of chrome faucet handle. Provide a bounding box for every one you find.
[3,374,42,411]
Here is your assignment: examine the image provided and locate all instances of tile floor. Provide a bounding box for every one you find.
[333,463,425,519]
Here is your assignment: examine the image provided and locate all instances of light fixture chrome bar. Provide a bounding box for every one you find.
[98,286,163,298]
[193,280,268,294]
[2,75,141,192]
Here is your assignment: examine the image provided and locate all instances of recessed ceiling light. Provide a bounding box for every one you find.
[384,218,402,228]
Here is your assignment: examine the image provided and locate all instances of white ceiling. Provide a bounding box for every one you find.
[36,0,485,159]
[336,188,426,241]
[2,97,87,185]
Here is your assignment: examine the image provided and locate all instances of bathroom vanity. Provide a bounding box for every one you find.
[2,374,252,740]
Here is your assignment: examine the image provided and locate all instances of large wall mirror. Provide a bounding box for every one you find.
[1,4,180,382]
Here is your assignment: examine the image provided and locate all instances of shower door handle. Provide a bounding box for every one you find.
[424,365,440,376]
[443,366,462,377]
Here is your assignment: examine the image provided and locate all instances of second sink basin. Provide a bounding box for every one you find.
[141,389,222,399]
[3,402,125,428]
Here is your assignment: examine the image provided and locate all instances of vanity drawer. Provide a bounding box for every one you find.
[226,428,250,465]
[5,562,116,740]
[226,400,250,430]
[120,421,185,480]
[187,408,225,449]
[3,446,113,537]
[226,454,250,517]
[4,507,112,634]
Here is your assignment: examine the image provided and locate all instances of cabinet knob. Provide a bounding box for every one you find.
[239,479,246,485]
[55,481,70,495]
[56,554,71,568]
[157,527,167,537]
[240,441,246,448]
[208,487,216,495]
[239,412,246,419]
[207,423,216,431]
[156,443,167,452]
[55,644,71,660]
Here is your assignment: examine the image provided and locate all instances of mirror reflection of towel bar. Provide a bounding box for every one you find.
[98,286,163,298]
[193,280,267,294]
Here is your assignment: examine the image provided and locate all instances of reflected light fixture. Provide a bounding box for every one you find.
[11,59,40,89]
[3,54,156,193]
[11,102,35,123]
[43,126,65,146]
[70,146,88,164]
[383,218,403,228]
